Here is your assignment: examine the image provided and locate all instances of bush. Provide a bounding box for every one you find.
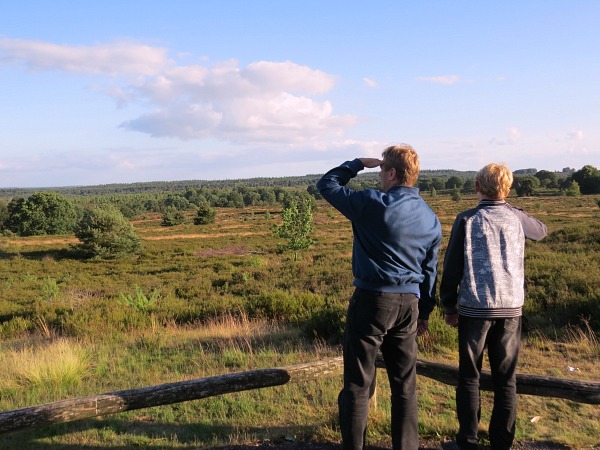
[194,203,217,225]
[162,207,186,226]
[74,206,141,259]
[303,302,346,344]
[0,316,33,338]
[4,192,78,236]
[118,285,159,312]
[247,290,325,321]
[451,189,462,202]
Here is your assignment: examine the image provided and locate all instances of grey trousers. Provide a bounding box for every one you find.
[456,316,522,450]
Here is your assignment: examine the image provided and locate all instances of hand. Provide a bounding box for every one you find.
[444,313,459,327]
[417,319,429,336]
[359,157,383,169]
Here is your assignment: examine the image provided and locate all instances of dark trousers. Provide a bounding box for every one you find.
[456,316,521,450]
[338,288,419,450]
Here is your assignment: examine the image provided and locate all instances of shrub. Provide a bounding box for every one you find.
[247,290,325,321]
[41,277,60,302]
[451,189,462,202]
[161,207,186,226]
[118,285,159,312]
[194,203,217,225]
[4,192,78,236]
[0,316,33,338]
[74,206,141,259]
[303,302,346,344]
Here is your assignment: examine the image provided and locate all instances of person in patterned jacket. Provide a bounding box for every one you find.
[440,163,547,450]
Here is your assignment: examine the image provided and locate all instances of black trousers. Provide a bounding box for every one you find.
[338,288,419,450]
[456,316,522,450]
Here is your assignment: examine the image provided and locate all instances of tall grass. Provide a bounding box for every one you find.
[0,338,92,398]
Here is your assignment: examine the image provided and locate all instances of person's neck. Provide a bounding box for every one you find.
[478,193,504,202]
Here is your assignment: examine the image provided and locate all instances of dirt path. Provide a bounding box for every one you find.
[1,231,268,246]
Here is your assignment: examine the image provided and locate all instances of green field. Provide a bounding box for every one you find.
[0,193,599,449]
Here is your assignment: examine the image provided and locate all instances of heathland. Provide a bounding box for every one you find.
[0,175,598,449]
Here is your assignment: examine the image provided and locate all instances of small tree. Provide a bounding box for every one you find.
[194,202,216,225]
[162,207,186,226]
[74,206,141,259]
[451,188,462,202]
[563,180,581,197]
[273,200,314,260]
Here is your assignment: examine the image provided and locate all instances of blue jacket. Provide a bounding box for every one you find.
[317,159,442,320]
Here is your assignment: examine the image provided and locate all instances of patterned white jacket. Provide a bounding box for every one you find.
[440,199,547,318]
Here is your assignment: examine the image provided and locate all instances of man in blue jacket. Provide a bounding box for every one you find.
[317,144,442,450]
[441,163,547,450]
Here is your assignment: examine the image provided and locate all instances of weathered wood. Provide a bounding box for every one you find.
[1,357,598,435]
[0,368,290,434]
[401,358,600,405]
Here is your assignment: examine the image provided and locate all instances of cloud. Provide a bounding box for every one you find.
[363,77,378,88]
[243,61,335,94]
[507,127,521,141]
[0,37,356,145]
[0,38,170,77]
[566,129,584,141]
[120,60,356,143]
[488,127,522,146]
[416,75,460,85]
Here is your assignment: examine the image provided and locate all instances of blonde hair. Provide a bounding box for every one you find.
[476,163,513,199]
[381,144,420,186]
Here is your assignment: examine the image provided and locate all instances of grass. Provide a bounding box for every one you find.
[0,194,599,448]
[0,338,92,398]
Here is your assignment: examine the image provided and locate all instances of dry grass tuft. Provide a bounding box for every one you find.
[0,338,93,392]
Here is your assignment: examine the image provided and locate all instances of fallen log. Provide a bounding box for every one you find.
[1,357,598,434]
[410,358,600,405]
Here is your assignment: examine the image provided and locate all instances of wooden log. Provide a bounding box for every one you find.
[1,357,598,435]
[398,358,600,405]
[0,369,290,434]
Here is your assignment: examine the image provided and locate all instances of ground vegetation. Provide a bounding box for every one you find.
[0,170,598,449]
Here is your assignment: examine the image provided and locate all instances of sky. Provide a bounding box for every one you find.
[1,1,598,188]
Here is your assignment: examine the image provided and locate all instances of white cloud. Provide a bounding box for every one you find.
[243,61,335,94]
[0,38,170,77]
[363,77,378,88]
[416,75,460,85]
[566,129,584,141]
[507,127,521,141]
[0,38,356,145]
[488,127,522,146]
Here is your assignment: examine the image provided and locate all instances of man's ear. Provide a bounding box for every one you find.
[475,180,480,193]
[388,167,397,182]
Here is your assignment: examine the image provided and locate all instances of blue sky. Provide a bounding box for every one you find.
[1,1,598,187]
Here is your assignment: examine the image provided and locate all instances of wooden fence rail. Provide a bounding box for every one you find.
[1,356,599,434]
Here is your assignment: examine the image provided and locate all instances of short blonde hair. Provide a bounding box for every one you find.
[381,144,420,186]
[476,163,513,199]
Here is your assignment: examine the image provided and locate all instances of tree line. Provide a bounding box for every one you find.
[0,165,598,259]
